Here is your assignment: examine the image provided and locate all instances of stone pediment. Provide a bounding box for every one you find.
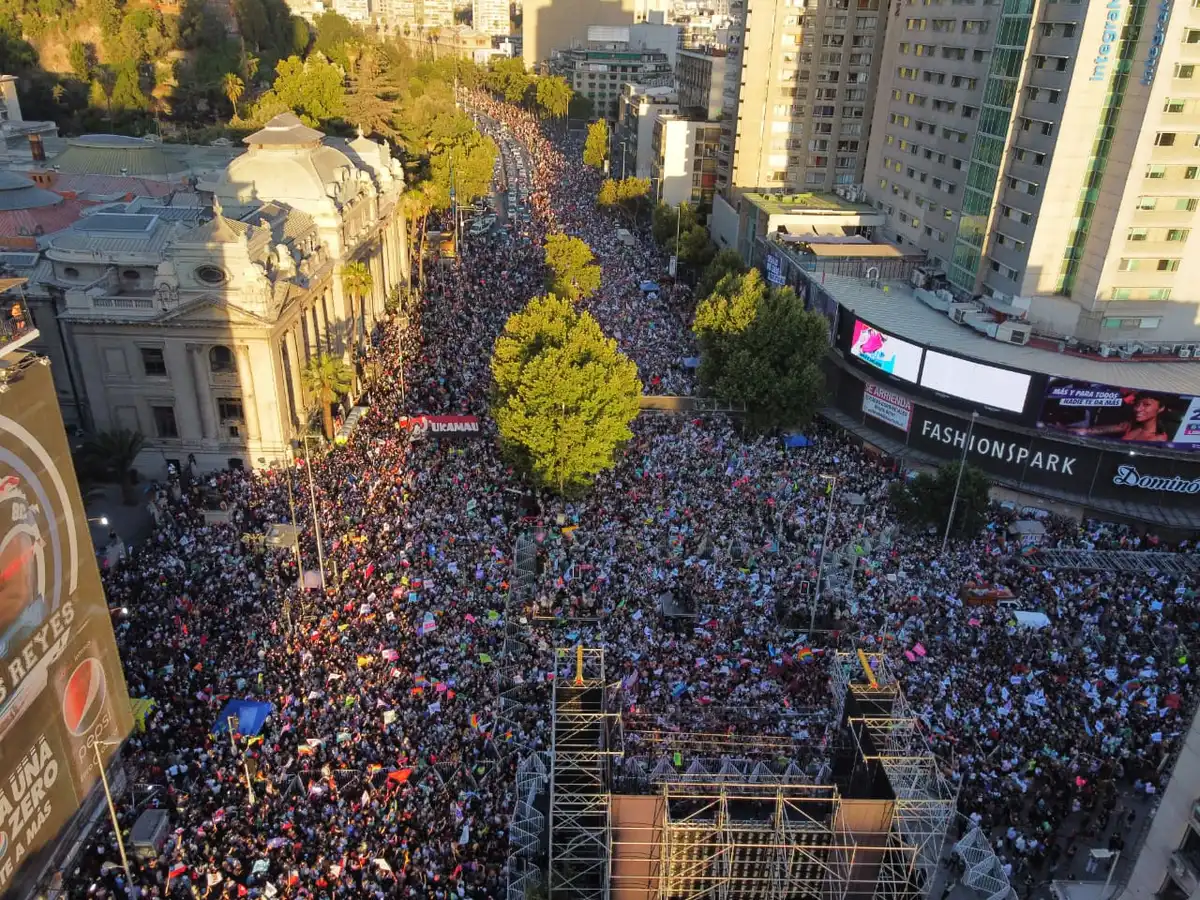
[154,294,273,328]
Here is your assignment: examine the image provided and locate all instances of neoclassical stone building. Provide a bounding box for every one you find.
[25,113,409,477]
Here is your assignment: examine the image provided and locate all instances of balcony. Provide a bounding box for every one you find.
[0,283,38,359]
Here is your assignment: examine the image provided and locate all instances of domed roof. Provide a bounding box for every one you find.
[50,134,171,177]
[0,171,62,211]
[217,113,355,207]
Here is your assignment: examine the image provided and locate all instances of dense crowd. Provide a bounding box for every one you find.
[68,97,1197,900]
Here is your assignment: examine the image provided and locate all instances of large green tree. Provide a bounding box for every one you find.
[485,57,531,103]
[544,233,601,302]
[693,269,827,430]
[492,295,642,494]
[535,74,572,120]
[888,463,992,540]
[583,119,609,169]
[597,176,650,225]
[251,54,345,125]
[428,125,498,210]
[697,248,748,300]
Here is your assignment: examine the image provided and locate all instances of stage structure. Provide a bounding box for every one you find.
[547,646,623,900]
[509,648,962,900]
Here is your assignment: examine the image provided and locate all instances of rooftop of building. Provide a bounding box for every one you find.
[816,271,1200,395]
[11,134,243,182]
[745,192,877,216]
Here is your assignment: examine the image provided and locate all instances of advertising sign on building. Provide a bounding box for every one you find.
[1037,377,1199,450]
[907,407,1099,495]
[862,384,913,433]
[0,363,134,896]
[849,319,923,383]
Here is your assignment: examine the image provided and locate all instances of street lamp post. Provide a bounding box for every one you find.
[941,411,979,555]
[619,140,627,180]
[811,474,837,637]
[93,741,135,900]
[297,435,328,592]
[228,716,256,806]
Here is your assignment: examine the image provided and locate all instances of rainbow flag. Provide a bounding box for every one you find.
[470,714,480,730]
[797,648,814,663]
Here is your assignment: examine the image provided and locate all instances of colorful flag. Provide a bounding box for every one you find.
[796,648,814,663]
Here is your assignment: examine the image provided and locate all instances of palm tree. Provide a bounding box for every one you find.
[302,353,355,440]
[79,429,145,505]
[401,185,434,290]
[342,260,374,343]
[221,72,244,119]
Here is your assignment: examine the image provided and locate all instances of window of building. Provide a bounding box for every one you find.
[906,17,926,28]
[209,345,236,373]
[1164,99,1187,113]
[1176,64,1195,78]
[1155,132,1177,146]
[1146,164,1167,179]
[962,19,988,32]
[1127,227,1149,241]
[1158,258,1182,271]
[141,347,167,377]
[218,397,244,421]
[1167,228,1190,242]
[931,18,954,30]
[1186,166,1199,179]
[1177,197,1199,211]
[152,405,179,439]
[1185,28,1200,43]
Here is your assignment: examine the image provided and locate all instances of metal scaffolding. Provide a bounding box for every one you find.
[496,530,544,756]
[547,646,622,900]
[608,780,904,900]
[953,826,1019,900]
[506,751,552,900]
[1027,548,1200,575]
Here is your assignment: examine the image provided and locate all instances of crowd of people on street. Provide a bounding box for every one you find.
[67,95,1198,900]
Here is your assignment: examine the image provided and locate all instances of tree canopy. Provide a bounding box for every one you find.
[250,53,345,126]
[535,74,572,119]
[492,295,642,494]
[597,177,650,224]
[696,248,748,300]
[583,119,609,169]
[888,463,992,541]
[485,57,531,103]
[693,269,828,430]
[544,233,601,302]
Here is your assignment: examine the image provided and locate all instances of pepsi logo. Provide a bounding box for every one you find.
[62,657,106,737]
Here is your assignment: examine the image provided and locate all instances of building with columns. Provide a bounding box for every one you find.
[23,113,408,478]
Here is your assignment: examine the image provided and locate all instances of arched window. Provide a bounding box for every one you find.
[209,345,236,373]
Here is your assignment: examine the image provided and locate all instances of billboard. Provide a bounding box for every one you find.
[862,384,913,433]
[397,415,481,438]
[907,407,1099,496]
[918,350,1032,414]
[849,319,923,382]
[1037,377,1200,450]
[0,362,132,896]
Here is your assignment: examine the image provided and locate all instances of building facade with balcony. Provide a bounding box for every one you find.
[677,46,729,120]
[550,29,674,119]
[23,114,408,477]
[616,83,679,179]
[650,114,720,208]
[864,0,1200,344]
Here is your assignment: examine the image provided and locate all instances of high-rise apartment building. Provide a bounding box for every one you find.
[521,0,637,68]
[473,0,509,36]
[866,0,1200,343]
[725,0,888,195]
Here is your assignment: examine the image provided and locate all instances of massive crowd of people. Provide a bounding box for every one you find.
[68,95,1197,900]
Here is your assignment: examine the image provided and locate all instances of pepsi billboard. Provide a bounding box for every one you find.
[0,362,132,896]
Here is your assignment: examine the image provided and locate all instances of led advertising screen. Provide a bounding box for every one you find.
[849,319,923,383]
[0,361,132,896]
[1038,377,1200,450]
[918,350,1032,413]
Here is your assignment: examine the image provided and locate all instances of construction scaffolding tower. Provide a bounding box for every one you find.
[829,652,957,900]
[547,646,622,900]
[496,531,543,755]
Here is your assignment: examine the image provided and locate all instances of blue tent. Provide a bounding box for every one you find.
[682,357,701,369]
[782,433,812,448]
[213,699,273,736]
[639,281,661,293]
